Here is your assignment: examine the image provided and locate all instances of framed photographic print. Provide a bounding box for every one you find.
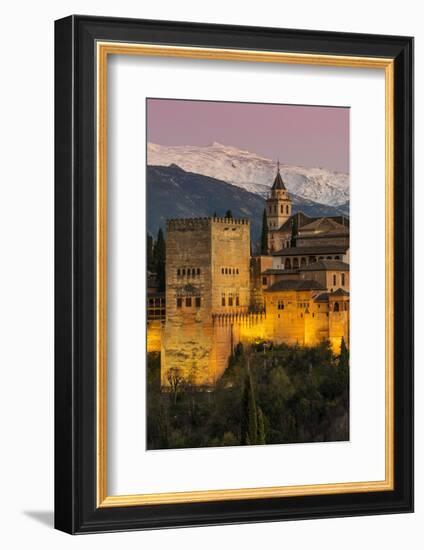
[54,15,414,534]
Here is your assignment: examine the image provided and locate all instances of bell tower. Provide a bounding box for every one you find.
[266,162,292,251]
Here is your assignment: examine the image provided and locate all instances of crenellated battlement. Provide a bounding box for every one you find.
[212,310,266,326]
[167,216,250,232]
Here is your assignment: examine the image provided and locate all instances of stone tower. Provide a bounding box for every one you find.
[161,217,251,386]
[266,162,292,251]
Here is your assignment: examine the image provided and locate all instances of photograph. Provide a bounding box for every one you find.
[146,98,350,450]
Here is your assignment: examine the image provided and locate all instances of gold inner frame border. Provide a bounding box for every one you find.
[96,42,394,508]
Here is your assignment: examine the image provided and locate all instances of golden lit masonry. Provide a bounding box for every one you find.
[147,166,350,387]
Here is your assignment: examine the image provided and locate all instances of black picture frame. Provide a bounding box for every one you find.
[55,15,414,534]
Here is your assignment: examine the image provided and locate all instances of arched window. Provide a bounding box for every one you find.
[280,205,284,214]
[341,273,345,286]
[293,258,299,268]
[221,267,224,274]
[333,274,337,286]
[286,205,289,214]
[284,258,291,269]
[197,268,201,276]
[236,268,239,274]
[300,257,306,267]
[186,297,192,307]
[221,293,226,306]
[182,268,186,276]
[177,268,181,276]
[334,302,340,312]
[236,295,240,306]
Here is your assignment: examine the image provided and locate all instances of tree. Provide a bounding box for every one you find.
[166,367,185,405]
[225,209,233,219]
[339,337,349,369]
[147,233,154,271]
[290,216,298,248]
[241,369,258,445]
[260,209,268,255]
[212,211,217,218]
[257,407,266,444]
[153,228,166,292]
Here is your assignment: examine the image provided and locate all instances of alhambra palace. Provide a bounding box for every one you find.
[147,165,350,387]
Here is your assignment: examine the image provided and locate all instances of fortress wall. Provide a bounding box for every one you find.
[328,310,350,354]
[147,320,162,352]
[211,220,251,313]
[162,219,214,386]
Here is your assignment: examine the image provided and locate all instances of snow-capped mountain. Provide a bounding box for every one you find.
[147,142,349,207]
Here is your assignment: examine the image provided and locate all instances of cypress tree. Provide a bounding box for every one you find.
[339,337,349,369]
[225,209,233,219]
[260,209,268,255]
[153,228,166,292]
[257,407,266,445]
[290,216,298,248]
[241,369,258,445]
[147,233,154,271]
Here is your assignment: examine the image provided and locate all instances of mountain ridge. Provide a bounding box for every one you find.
[147,164,349,245]
[147,142,349,207]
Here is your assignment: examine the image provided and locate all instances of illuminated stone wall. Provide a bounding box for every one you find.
[161,217,252,386]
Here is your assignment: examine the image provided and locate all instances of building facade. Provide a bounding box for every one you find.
[147,166,350,387]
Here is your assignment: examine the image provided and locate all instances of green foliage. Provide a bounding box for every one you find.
[153,228,166,292]
[241,370,258,445]
[147,233,154,271]
[225,209,233,219]
[146,341,349,450]
[260,209,268,255]
[257,407,266,445]
[290,216,298,247]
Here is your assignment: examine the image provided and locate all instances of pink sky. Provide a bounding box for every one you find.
[147,98,349,173]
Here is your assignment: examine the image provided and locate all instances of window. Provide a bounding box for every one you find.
[334,302,340,312]
[177,268,181,276]
[236,268,239,274]
[195,296,201,308]
[236,295,240,306]
[262,276,267,285]
[278,300,284,310]
[197,268,201,276]
[221,294,226,306]
[280,205,284,214]
[176,298,182,308]
[341,273,345,286]
[225,268,228,274]
[221,267,224,274]
[333,274,337,286]
[185,297,192,307]
[182,268,186,276]
[286,205,289,214]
